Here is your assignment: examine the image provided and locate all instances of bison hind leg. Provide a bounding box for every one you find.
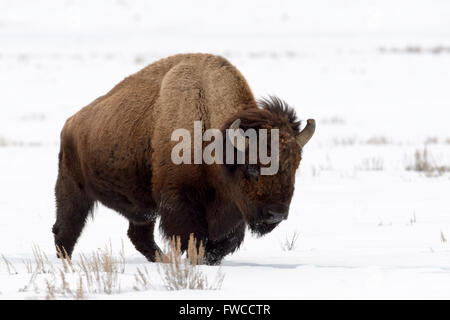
[127,221,162,262]
[53,170,94,258]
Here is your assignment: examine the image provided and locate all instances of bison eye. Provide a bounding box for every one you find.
[246,165,260,178]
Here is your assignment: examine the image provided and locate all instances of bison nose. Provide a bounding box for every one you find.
[264,204,289,224]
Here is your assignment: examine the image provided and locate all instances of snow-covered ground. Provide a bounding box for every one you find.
[1,0,450,299]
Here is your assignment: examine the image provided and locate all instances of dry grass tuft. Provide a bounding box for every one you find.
[156,234,224,291]
[7,243,126,299]
[56,246,74,273]
[3,239,225,298]
[18,271,39,293]
[0,137,42,148]
[333,136,357,146]
[281,231,300,251]
[32,245,54,274]
[23,259,33,273]
[187,234,205,266]
[424,137,438,145]
[133,266,152,291]
[76,242,125,295]
[357,157,384,171]
[410,148,431,172]
[406,148,450,176]
[408,212,417,226]
[441,231,447,243]
[377,221,392,227]
[41,243,125,298]
[366,136,388,145]
[40,243,125,298]
[321,116,345,125]
[1,254,18,275]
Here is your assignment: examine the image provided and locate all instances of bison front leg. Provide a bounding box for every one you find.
[127,221,162,262]
[158,195,209,256]
[204,222,246,265]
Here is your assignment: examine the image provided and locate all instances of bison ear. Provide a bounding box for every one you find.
[296,119,315,147]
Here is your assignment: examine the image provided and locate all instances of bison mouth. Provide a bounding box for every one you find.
[249,220,281,236]
[247,207,283,236]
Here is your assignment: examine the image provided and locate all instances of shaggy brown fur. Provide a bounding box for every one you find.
[53,53,311,265]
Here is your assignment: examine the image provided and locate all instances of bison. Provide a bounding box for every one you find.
[53,53,315,265]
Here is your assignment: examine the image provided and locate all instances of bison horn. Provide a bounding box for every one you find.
[296,119,316,147]
[228,119,248,152]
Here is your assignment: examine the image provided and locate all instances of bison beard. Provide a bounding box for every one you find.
[52,53,314,265]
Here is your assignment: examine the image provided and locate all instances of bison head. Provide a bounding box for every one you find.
[221,96,315,236]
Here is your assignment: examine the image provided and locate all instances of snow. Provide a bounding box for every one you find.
[1,0,450,299]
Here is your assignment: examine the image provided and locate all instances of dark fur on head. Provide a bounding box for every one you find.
[257,95,301,133]
[219,95,303,236]
[222,95,301,137]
